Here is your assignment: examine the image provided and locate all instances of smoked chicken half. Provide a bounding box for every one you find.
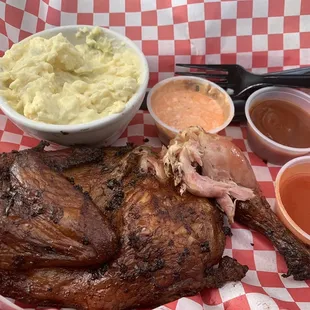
[0,127,309,310]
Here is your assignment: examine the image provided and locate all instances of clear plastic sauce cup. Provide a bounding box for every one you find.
[275,155,310,245]
[147,76,235,145]
[245,87,310,165]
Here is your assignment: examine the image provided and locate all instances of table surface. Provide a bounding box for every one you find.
[0,0,310,309]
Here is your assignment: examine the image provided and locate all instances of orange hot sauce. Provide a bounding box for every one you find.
[280,163,310,235]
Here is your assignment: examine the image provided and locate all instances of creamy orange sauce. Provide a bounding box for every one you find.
[151,80,227,131]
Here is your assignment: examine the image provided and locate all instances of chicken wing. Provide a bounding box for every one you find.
[0,152,117,270]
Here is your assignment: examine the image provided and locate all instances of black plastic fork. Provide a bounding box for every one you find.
[176,64,310,97]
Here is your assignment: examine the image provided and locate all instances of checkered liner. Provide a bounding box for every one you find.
[1,0,310,309]
[0,110,309,310]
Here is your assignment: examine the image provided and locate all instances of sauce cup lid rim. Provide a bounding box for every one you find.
[146,76,235,135]
[276,155,310,183]
[245,87,310,152]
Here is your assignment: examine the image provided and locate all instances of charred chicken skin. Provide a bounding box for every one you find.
[0,127,309,310]
[0,150,118,270]
[0,144,247,309]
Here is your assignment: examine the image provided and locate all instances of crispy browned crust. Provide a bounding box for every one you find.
[0,152,118,270]
[0,256,247,310]
[0,141,104,173]
[0,173,229,310]
[0,145,237,310]
[2,141,310,309]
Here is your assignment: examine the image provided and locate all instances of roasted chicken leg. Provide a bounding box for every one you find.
[162,127,310,280]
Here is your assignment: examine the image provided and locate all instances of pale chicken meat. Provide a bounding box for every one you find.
[158,127,310,280]
[161,127,255,222]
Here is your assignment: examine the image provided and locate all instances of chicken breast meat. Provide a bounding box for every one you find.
[162,127,310,280]
[0,127,309,310]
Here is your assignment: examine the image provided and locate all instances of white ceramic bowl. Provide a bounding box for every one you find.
[0,25,149,146]
[147,76,235,145]
[245,87,310,165]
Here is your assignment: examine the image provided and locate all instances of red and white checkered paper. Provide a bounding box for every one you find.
[0,0,310,309]
[1,111,310,310]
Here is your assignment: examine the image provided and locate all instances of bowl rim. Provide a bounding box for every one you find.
[146,75,235,134]
[245,86,310,153]
[0,25,149,133]
[275,155,310,243]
